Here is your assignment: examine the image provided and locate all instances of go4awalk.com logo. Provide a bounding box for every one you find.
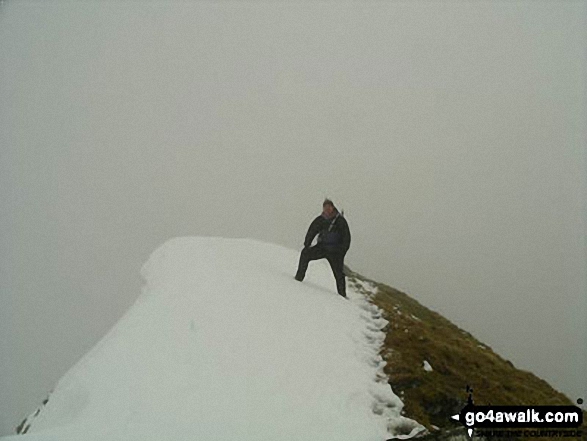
[451,387,583,438]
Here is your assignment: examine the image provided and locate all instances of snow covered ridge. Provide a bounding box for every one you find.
[6,237,424,441]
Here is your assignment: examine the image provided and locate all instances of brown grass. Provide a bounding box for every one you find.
[346,270,585,440]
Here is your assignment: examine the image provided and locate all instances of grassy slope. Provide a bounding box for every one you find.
[346,270,585,439]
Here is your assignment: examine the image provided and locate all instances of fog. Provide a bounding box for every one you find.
[1,1,585,435]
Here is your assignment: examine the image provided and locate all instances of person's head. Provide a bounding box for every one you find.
[322,199,337,217]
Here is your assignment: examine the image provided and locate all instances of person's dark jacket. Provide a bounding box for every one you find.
[304,213,351,253]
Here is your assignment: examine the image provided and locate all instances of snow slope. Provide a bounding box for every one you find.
[4,237,423,440]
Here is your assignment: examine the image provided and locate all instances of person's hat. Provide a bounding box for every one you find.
[323,198,338,213]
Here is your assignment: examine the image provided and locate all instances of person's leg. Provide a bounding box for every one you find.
[295,246,325,281]
[326,251,346,297]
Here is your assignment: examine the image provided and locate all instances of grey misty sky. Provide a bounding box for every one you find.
[1,0,586,435]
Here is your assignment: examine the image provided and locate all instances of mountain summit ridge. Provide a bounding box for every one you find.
[8,237,583,440]
[7,237,422,441]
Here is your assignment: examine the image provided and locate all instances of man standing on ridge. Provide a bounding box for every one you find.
[295,199,351,297]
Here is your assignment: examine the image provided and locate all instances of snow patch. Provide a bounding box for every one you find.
[5,238,423,441]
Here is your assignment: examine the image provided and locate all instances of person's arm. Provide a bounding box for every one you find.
[341,217,351,252]
[304,216,322,248]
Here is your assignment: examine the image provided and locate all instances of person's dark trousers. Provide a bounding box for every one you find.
[295,245,347,297]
